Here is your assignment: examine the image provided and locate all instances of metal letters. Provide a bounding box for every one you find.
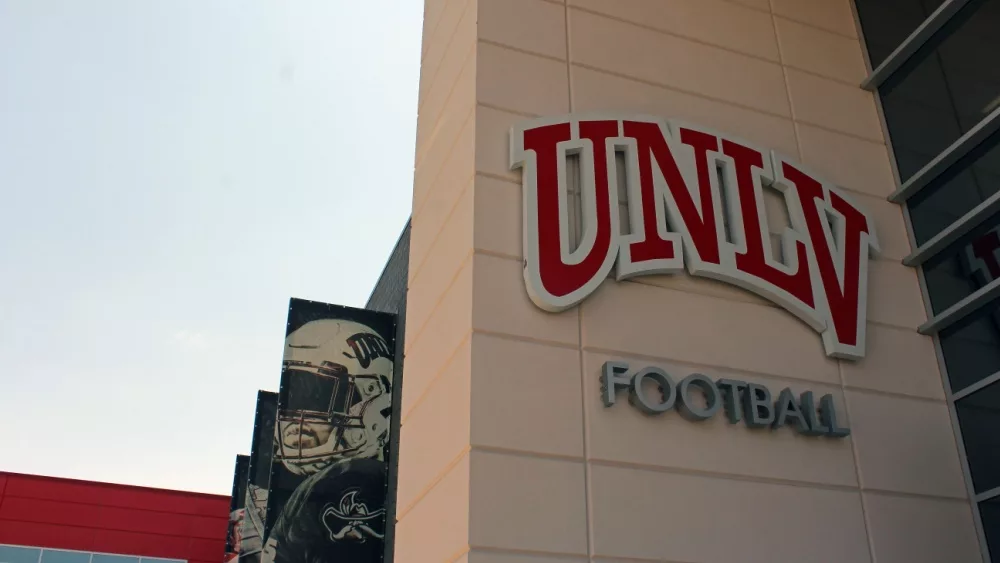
[600,360,849,438]
[511,114,880,360]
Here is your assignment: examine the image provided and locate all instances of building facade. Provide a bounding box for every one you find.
[0,472,230,563]
[392,0,1000,562]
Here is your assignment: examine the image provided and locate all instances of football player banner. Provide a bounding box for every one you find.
[261,298,397,563]
[239,390,279,563]
[225,455,251,563]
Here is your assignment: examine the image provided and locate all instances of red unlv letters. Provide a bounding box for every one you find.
[510,115,880,361]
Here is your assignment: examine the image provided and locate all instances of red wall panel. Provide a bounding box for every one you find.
[0,472,229,563]
[6,477,110,507]
[0,497,95,528]
[98,506,195,539]
[0,520,97,551]
[188,538,225,561]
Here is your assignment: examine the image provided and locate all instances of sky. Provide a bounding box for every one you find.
[0,0,422,495]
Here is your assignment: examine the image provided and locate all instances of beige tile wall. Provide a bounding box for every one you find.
[400,0,984,562]
[397,0,477,560]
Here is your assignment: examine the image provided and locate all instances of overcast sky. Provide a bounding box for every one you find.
[0,1,421,494]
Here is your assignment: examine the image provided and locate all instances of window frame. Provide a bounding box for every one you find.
[851,0,999,560]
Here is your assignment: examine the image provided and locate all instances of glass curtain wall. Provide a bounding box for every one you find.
[854,0,1000,560]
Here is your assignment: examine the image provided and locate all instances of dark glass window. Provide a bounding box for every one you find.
[877,0,1000,182]
[956,382,1000,493]
[857,1,1000,559]
[922,209,1000,315]
[908,131,1000,246]
[983,497,1000,560]
[0,547,40,563]
[939,305,1000,392]
[855,0,948,68]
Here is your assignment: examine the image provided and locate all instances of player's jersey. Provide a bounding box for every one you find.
[264,457,388,563]
[238,485,270,563]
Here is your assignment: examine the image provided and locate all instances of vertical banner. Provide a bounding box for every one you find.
[262,298,397,563]
[239,390,279,563]
[225,455,251,563]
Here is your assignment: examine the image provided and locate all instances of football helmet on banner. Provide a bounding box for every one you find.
[274,319,393,476]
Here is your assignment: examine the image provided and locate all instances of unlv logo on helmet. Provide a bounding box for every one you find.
[345,332,391,369]
[510,114,880,361]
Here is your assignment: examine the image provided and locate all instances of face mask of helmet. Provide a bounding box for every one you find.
[276,365,391,475]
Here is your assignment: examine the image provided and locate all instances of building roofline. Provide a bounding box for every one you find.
[0,470,231,499]
[365,217,412,309]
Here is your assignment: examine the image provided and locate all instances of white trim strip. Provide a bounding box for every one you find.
[953,370,1000,401]
[890,103,1000,204]
[975,485,1000,503]
[904,182,1000,268]
[862,0,972,91]
[919,276,1000,335]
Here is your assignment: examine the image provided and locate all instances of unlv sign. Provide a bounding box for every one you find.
[510,114,879,361]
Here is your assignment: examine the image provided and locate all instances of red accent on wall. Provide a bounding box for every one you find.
[0,472,229,563]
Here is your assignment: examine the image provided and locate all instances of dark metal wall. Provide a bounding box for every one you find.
[364,219,409,563]
[366,220,411,316]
